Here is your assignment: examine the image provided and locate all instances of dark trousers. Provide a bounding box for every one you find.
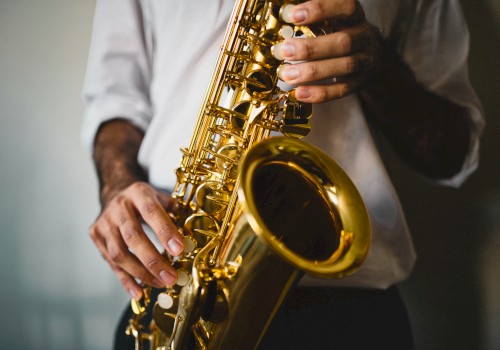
[115,285,414,350]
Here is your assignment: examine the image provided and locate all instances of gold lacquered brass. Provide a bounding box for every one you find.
[238,137,369,278]
[126,1,370,349]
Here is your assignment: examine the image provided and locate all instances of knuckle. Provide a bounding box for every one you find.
[128,181,144,192]
[343,57,357,74]
[140,200,157,218]
[108,246,125,264]
[157,223,174,240]
[89,225,98,240]
[129,181,150,194]
[337,33,353,54]
[311,2,324,17]
[302,41,315,60]
[121,227,140,245]
[117,214,127,226]
[89,220,109,241]
[315,88,328,103]
[303,63,319,81]
[337,83,351,98]
[144,255,161,270]
[343,0,358,17]
[111,193,126,207]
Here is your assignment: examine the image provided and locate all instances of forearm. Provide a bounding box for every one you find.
[93,119,148,207]
[358,41,472,179]
[90,119,182,291]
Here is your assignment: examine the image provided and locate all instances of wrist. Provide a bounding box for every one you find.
[93,119,148,207]
[99,177,145,208]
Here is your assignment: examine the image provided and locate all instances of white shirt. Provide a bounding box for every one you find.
[82,0,484,289]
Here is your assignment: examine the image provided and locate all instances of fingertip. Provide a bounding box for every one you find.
[291,8,308,23]
[129,287,143,301]
[281,3,308,24]
[294,87,312,101]
[167,238,184,256]
[159,270,177,287]
[280,4,295,23]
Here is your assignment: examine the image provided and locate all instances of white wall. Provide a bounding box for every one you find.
[0,1,127,349]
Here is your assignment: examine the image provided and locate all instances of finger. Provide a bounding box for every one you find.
[127,183,184,257]
[279,52,371,85]
[91,220,164,288]
[156,190,172,209]
[106,231,165,288]
[273,22,371,61]
[110,262,145,301]
[90,224,150,298]
[116,198,179,287]
[291,73,365,103]
[282,0,363,25]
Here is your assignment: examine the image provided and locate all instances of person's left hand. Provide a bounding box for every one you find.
[273,0,383,103]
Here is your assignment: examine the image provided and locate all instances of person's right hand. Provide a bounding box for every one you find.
[89,181,184,300]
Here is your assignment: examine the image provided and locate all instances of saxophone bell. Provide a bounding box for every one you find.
[200,136,370,350]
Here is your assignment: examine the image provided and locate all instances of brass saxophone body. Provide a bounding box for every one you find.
[127,1,370,349]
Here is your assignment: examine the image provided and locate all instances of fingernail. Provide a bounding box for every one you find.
[160,270,177,287]
[292,9,307,23]
[168,238,183,256]
[295,88,312,100]
[272,42,295,61]
[129,288,142,301]
[281,42,295,58]
[280,66,300,81]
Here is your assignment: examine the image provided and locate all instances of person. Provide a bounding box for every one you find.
[82,0,484,348]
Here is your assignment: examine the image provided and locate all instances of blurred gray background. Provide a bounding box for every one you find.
[0,1,498,349]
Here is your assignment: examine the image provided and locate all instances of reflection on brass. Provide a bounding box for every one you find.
[127,1,370,349]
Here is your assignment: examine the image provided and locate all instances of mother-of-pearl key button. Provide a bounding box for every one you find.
[183,236,196,253]
[280,25,294,39]
[176,270,190,286]
[280,4,295,23]
[158,292,174,310]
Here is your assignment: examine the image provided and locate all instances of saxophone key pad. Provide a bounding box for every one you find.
[279,25,294,39]
[176,269,190,287]
[182,235,196,254]
[158,292,175,310]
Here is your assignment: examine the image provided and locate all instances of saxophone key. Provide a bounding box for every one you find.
[245,70,274,97]
[279,4,295,24]
[176,269,190,287]
[216,143,240,178]
[157,292,176,310]
[184,213,220,246]
[153,300,177,335]
[279,25,294,39]
[280,117,312,138]
[130,285,151,315]
[182,235,197,254]
[195,181,231,215]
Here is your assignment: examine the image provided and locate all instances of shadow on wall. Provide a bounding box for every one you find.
[391,1,500,350]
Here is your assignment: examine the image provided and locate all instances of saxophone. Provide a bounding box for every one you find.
[126,1,370,349]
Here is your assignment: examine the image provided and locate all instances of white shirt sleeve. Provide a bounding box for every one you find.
[400,0,485,187]
[81,0,154,151]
